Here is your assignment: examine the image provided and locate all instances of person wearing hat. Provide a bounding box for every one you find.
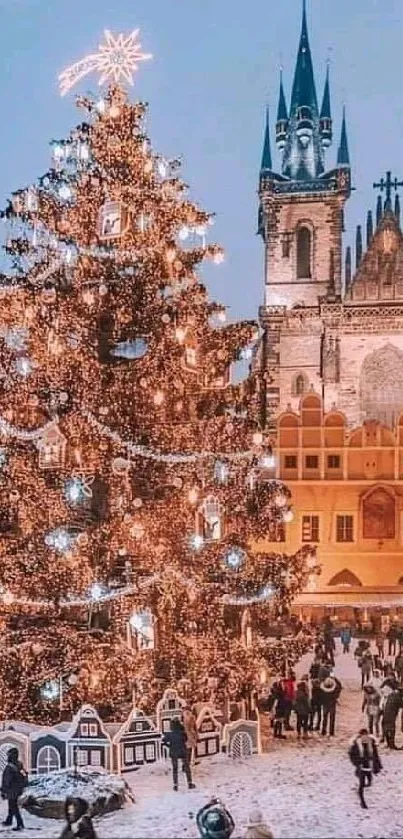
[196,799,235,839]
[244,807,274,839]
[319,674,342,736]
[1,747,27,831]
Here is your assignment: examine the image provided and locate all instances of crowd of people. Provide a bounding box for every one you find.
[4,621,403,834]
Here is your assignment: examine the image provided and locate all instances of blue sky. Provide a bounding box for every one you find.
[0,0,402,320]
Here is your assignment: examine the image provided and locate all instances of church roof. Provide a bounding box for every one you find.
[337,108,350,167]
[260,106,273,171]
[345,210,403,303]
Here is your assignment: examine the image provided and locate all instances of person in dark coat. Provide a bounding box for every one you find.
[382,688,402,749]
[387,624,398,657]
[348,729,382,809]
[323,631,335,667]
[309,678,322,732]
[1,747,27,831]
[272,683,288,739]
[60,798,97,839]
[163,717,195,791]
[309,657,321,680]
[320,675,342,736]
[197,799,235,839]
[294,681,311,739]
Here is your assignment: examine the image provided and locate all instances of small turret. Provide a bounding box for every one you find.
[366,210,373,248]
[275,71,288,151]
[395,194,401,227]
[337,107,350,167]
[376,195,383,227]
[345,246,351,290]
[319,64,332,149]
[356,225,362,269]
[260,106,273,172]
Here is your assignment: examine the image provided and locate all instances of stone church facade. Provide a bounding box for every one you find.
[257,1,403,621]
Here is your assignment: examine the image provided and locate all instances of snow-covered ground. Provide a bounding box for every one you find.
[3,641,403,838]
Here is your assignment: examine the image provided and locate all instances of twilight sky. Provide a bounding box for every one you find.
[0,0,402,320]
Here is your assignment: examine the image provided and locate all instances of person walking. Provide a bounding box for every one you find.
[387,624,398,657]
[60,798,97,839]
[163,717,195,791]
[272,682,288,739]
[382,688,402,749]
[244,808,274,839]
[1,747,27,832]
[309,678,322,732]
[320,675,342,736]
[323,628,335,667]
[196,799,235,839]
[281,673,296,731]
[360,651,373,689]
[340,626,352,654]
[182,704,198,766]
[294,680,311,739]
[362,684,381,737]
[375,631,385,659]
[348,728,382,809]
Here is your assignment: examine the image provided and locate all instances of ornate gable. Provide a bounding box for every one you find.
[346,211,403,303]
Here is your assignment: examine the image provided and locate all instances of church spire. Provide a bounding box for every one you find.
[275,70,288,151]
[260,106,272,172]
[337,107,350,167]
[319,63,332,148]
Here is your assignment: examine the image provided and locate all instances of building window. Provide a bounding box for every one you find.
[284,455,297,469]
[327,454,341,468]
[302,515,319,542]
[124,747,134,764]
[135,746,144,763]
[336,515,354,542]
[145,743,155,761]
[77,750,88,766]
[89,724,98,737]
[296,226,312,279]
[305,455,318,469]
[90,751,101,767]
[80,724,89,737]
[295,375,305,396]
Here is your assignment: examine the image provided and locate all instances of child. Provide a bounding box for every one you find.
[197,799,235,839]
[244,808,274,838]
[163,717,195,791]
[60,798,97,839]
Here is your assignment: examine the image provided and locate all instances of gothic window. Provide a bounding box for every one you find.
[362,487,395,540]
[360,344,403,428]
[282,233,292,258]
[292,373,307,397]
[296,226,312,279]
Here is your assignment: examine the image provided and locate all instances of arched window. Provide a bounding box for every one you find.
[37,745,61,775]
[328,569,362,588]
[295,374,305,396]
[296,226,312,279]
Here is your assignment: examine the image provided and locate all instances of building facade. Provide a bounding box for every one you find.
[257,1,403,617]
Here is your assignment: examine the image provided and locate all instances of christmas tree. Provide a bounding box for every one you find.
[0,30,319,722]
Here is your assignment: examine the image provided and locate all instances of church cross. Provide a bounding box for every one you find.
[373,171,403,208]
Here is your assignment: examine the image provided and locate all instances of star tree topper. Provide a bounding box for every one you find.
[59,29,152,96]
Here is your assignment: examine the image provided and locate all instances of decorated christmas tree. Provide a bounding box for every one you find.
[0,30,319,722]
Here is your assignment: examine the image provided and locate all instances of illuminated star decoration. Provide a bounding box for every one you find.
[58,29,152,97]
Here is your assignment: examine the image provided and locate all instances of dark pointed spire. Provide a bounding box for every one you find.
[356,225,362,269]
[337,107,350,166]
[366,210,373,248]
[260,106,272,172]
[290,0,318,113]
[376,195,383,226]
[395,193,401,227]
[277,70,288,122]
[319,64,332,149]
[345,246,352,290]
[276,71,288,151]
